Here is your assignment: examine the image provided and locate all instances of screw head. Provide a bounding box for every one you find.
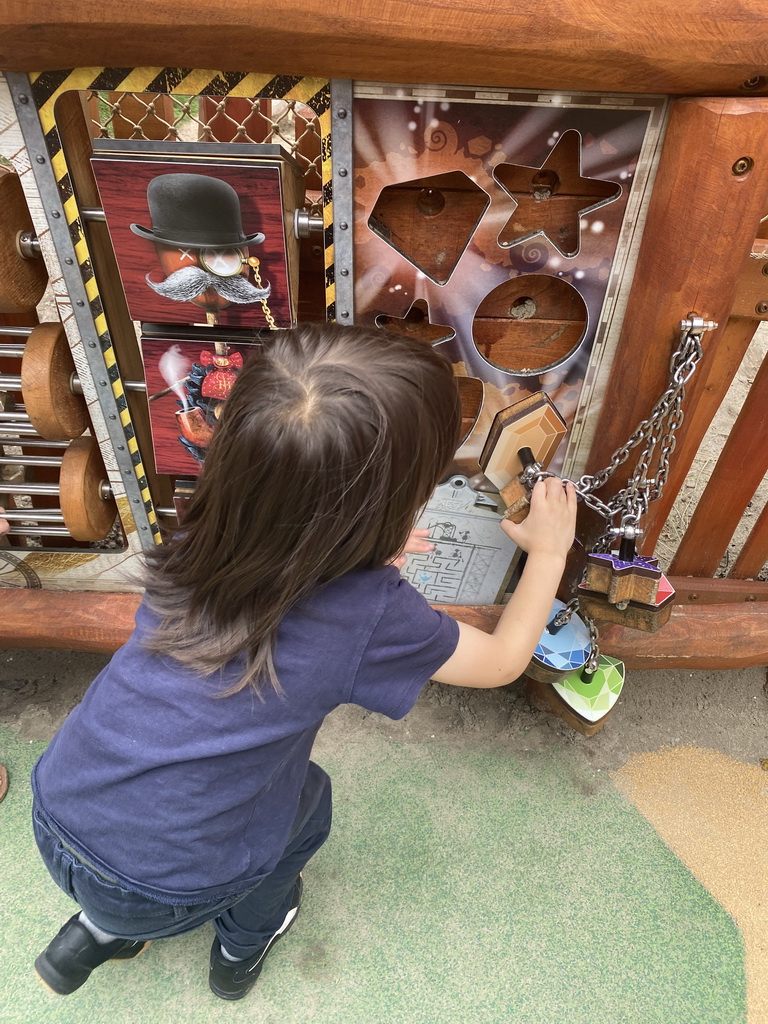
[336,108,347,119]
[339,222,348,230]
[338,168,348,177]
[18,94,28,104]
[762,263,768,277]
[35,154,45,164]
[740,76,767,92]
[756,301,768,315]
[732,156,754,176]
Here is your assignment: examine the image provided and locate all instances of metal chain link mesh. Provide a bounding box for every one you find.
[86,92,323,214]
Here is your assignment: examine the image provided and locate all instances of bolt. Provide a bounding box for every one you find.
[76,300,84,307]
[740,76,767,91]
[340,268,349,276]
[18,94,28,104]
[336,108,347,119]
[35,154,45,164]
[99,380,108,387]
[340,310,350,318]
[338,168,348,177]
[88,341,96,348]
[756,301,768,315]
[746,594,757,602]
[339,222,348,230]
[109,414,116,420]
[732,157,754,176]
[689,593,699,601]
[65,257,73,265]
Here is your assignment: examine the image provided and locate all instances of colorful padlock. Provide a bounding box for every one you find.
[552,655,626,724]
[525,598,591,685]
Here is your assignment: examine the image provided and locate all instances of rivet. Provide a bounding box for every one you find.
[109,414,116,420]
[338,168,348,177]
[337,108,347,119]
[64,257,73,265]
[756,301,768,315]
[51,210,60,218]
[76,300,84,307]
[339,222,348,230]
[340,268,349,276]
[18,94,29,105]
[35,155,45,164]
[133,498,140,504]
[141,525,148,531]
[732,156,754,176]
[88,341,97,348]
[99,380,108,386]
[117,445,125,451]
[340,310,350,318]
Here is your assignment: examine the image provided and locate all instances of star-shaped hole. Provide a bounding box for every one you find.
[375,299,455,346]
[494,130,621,258]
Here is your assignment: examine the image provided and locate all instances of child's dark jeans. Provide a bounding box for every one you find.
[32,761,332,958]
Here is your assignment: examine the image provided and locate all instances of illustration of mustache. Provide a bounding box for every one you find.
[146,266,271,304]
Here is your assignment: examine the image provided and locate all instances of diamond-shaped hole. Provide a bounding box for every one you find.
[368,171,489,285]
[494,130,621,258]
[473,274,587,374]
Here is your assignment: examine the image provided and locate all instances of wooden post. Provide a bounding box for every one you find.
[584,98,768,555]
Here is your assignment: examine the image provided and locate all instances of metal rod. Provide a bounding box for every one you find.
[1,508,65,522]
[70,373,146,396]
[0,454,62,467]
[81,207,106,222]
[6,525,71,536]
[1,438,70,449]
[0,326,34,338]
[2,481,60,496]
[0,411,29,422]
[0,345,27,358]
[0,424,39,436]
[0,375,21,390]
[156,507,178,516]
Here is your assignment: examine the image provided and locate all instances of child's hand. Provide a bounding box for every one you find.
[389,528,434,570]
[500,478,576,561]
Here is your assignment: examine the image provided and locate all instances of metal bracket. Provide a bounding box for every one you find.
[330,80,355,324]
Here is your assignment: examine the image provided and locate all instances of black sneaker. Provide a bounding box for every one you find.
[34,914,150,995]
[209,876,303,1000]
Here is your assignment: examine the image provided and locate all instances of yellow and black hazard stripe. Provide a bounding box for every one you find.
[27,67,333,542]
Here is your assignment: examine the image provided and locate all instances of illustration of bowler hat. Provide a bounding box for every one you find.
[130,173,265,250]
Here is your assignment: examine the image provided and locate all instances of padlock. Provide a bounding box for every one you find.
[552,655,625,724]
[525,598,591,684]
[479,392,567,522]
[583,549,662,607]
[577,573,675,632]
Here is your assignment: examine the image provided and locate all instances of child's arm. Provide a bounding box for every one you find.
[432,477,577,689]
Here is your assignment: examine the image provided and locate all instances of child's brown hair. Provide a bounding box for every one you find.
[143,323,462,694]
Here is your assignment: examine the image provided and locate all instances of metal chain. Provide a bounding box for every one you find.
[584,614,600,673]
[527,318,714,537]
[248,259,279,330]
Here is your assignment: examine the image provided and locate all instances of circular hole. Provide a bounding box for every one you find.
[416,188,446,217]
[531,169,560,195]
[472,273,587,375]
[740,76,767,92]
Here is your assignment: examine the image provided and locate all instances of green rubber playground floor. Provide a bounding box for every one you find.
[0,717,746,1024]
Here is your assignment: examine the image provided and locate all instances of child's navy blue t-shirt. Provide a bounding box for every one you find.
[32,566,458,904]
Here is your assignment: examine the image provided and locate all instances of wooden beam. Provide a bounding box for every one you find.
[671,345,768,575]
[584,98,768,554]
[0,1,768,96]
[2,587,768,669]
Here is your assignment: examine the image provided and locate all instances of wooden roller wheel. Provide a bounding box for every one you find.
[21,322,89,439]
[60,436,117,542]
[0,167,48,313]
